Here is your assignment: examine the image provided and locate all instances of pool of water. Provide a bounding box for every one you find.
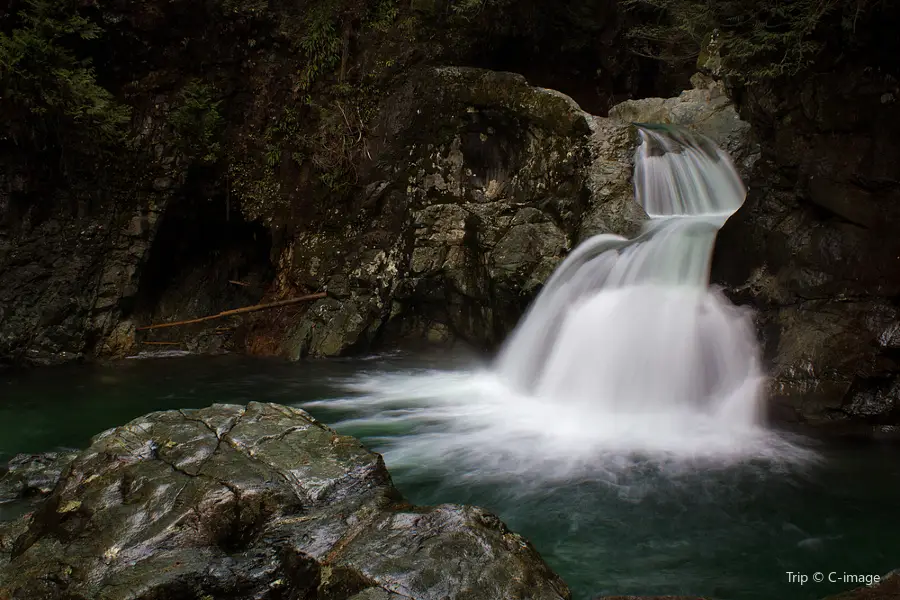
[2,352,898,599]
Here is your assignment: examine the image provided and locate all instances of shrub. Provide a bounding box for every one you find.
[0,0,130,163]
[169,80,224,165]
[622,0,875,82]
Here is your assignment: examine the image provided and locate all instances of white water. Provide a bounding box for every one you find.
[302,124,814,480]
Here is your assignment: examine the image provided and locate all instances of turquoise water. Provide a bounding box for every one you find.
[2,352,899,599]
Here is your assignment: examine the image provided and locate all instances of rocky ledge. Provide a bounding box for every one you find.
[0,402,568,599]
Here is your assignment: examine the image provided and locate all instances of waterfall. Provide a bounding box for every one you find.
[495,124,763,426]
[309,124,811,481]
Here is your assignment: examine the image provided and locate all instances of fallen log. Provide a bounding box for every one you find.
[136,292,327,331]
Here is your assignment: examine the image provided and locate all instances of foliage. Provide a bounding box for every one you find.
[365,0,400,33]
[296,2,343,91]
[0,0,130,162]
[168,80,224,164]
[263,105,304,168]
[622,0,875,82]
[260,86,375,195]
[305,89,375,192]
[449,0,488,19]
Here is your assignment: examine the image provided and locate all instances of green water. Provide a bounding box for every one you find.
[2,353,899,599]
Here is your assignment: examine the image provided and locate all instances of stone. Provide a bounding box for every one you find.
[272,67,757,357]
[0,403,570,600]
[0,451,79,503]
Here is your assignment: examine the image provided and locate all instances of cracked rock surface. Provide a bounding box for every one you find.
[0,402,569,600]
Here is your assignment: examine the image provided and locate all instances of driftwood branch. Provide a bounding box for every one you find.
[136,292,327,331]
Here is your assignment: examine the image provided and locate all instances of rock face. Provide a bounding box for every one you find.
[1,0,650,368]
[267,67,643,357]
[0,179,169,366]
[712,65,900,433]
[0,57,752,366]
[265,69,763,358]
[0,402,569,599]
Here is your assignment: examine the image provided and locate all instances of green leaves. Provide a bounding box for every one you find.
[297,4,343,91]
[0,0,130,156]
[169,80,225,164]
[623,0,869,82]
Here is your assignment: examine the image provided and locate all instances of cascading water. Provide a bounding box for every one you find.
[494,124,764,428]
[302,124,813,481]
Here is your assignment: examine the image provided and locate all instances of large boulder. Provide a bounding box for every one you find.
[0,402,569,599]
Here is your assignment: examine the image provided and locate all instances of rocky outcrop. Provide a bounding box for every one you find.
[2,0,655,367]
[260,68,763,358]
[263,67,641,357]
[712,63,900,434]
[0,402,569,599]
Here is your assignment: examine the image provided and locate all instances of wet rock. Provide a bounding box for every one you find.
[0,402,570,600]
[608,73,758,178]
[0,451,78,503]
[712,66,900,431]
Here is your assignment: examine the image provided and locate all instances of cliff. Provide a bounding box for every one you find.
[3,0,900,434]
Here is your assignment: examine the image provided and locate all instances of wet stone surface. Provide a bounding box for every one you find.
[0,402,569,600]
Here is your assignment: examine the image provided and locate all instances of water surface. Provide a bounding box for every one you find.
[2,353,898,600]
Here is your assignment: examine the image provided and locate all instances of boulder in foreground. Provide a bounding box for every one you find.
[0,402,569,600]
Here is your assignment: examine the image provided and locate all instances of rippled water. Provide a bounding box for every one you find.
[2,353,899,599]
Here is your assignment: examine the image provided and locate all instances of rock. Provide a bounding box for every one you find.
[0,450,79,503]
[269,67,756,357]
[711,65,900,432]
[607,74,758,178]
[267,67,610,355]
[0,124,177,367]
[0,517,29,569]
[0,402,570,600]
